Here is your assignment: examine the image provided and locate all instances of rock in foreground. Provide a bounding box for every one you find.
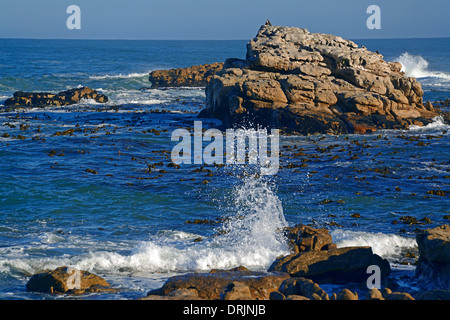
[149,62,224,88]
[4,87,108,109]
[26,266,113,295]
[416,225,450,290]
[143,266,289,300]
[268,246,391,284]
[205,23,439,134]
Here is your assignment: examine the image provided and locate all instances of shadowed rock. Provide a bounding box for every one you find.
[268,246,391,284]
[416,225,450,290]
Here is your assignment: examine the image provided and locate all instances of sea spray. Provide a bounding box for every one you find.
[409,115,449,131]
[216,174,287,251]
[395,52,450,80]
[71,174,289,274]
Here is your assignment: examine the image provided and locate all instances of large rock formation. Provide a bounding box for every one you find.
[271,224,390,284]
[416,225,450,290]
[3,87,108,109]
[205,23,439,134]
[149,62,224,88]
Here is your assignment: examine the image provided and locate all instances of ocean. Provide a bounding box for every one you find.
[0,37,449,300]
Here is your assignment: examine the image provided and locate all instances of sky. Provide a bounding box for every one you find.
[0,0,449,40]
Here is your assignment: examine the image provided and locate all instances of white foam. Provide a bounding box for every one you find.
[409,115,449,131]
[331,229,417,259]
[74,177,289,274]
[395,52,450,80]
[89,72,150,80]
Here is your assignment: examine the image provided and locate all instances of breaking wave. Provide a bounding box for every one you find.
[331,229,417,260]
[395,52,450,80]
[0,176,289,277]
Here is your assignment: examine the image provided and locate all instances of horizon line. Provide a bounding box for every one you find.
[0,36,449,41]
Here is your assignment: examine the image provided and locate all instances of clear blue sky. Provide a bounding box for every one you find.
[0,0,449,40]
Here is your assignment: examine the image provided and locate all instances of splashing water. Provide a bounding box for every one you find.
[2,174,290,276]
[395,52,450,80]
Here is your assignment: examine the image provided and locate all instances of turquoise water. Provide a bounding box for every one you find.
[0,38,449,299]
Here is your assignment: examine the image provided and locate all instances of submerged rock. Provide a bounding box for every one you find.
[4,87,108,108]
[416,225,450,290]
[149,62,224,88]
[204,24,440,134]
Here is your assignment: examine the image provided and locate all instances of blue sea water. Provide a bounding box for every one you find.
[0,38,449,300]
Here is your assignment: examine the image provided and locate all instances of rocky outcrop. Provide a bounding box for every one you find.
[144,266,290,300]
[26,266,114,295]
[4,87,108,108]
[140,224,450,300]
[272,224,390,284]
[205,23,440,134]
[416,225,450,290]
[268,246,391,284]
[149,62,224,88]
[284,224,337,253]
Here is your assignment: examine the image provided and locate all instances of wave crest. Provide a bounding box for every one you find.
[395,52,450,80]
[89,72,150,80]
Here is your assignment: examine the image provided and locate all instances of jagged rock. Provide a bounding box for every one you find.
[286,295,310,300]
[149,62,224,88]
[365,288,385,300]
[269,291,286,300]
[336,288,359,300]
[4,87,108,108]
[142,288,203,300]
[268,246,391,284]
[205,24,440,134]
[415,225,450,290]
[26,266,113,295]
[284,224,336,253]
[278,277,329,300]
[145,266,290,300]
[220,281,254,300]
[385,292,415,300]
